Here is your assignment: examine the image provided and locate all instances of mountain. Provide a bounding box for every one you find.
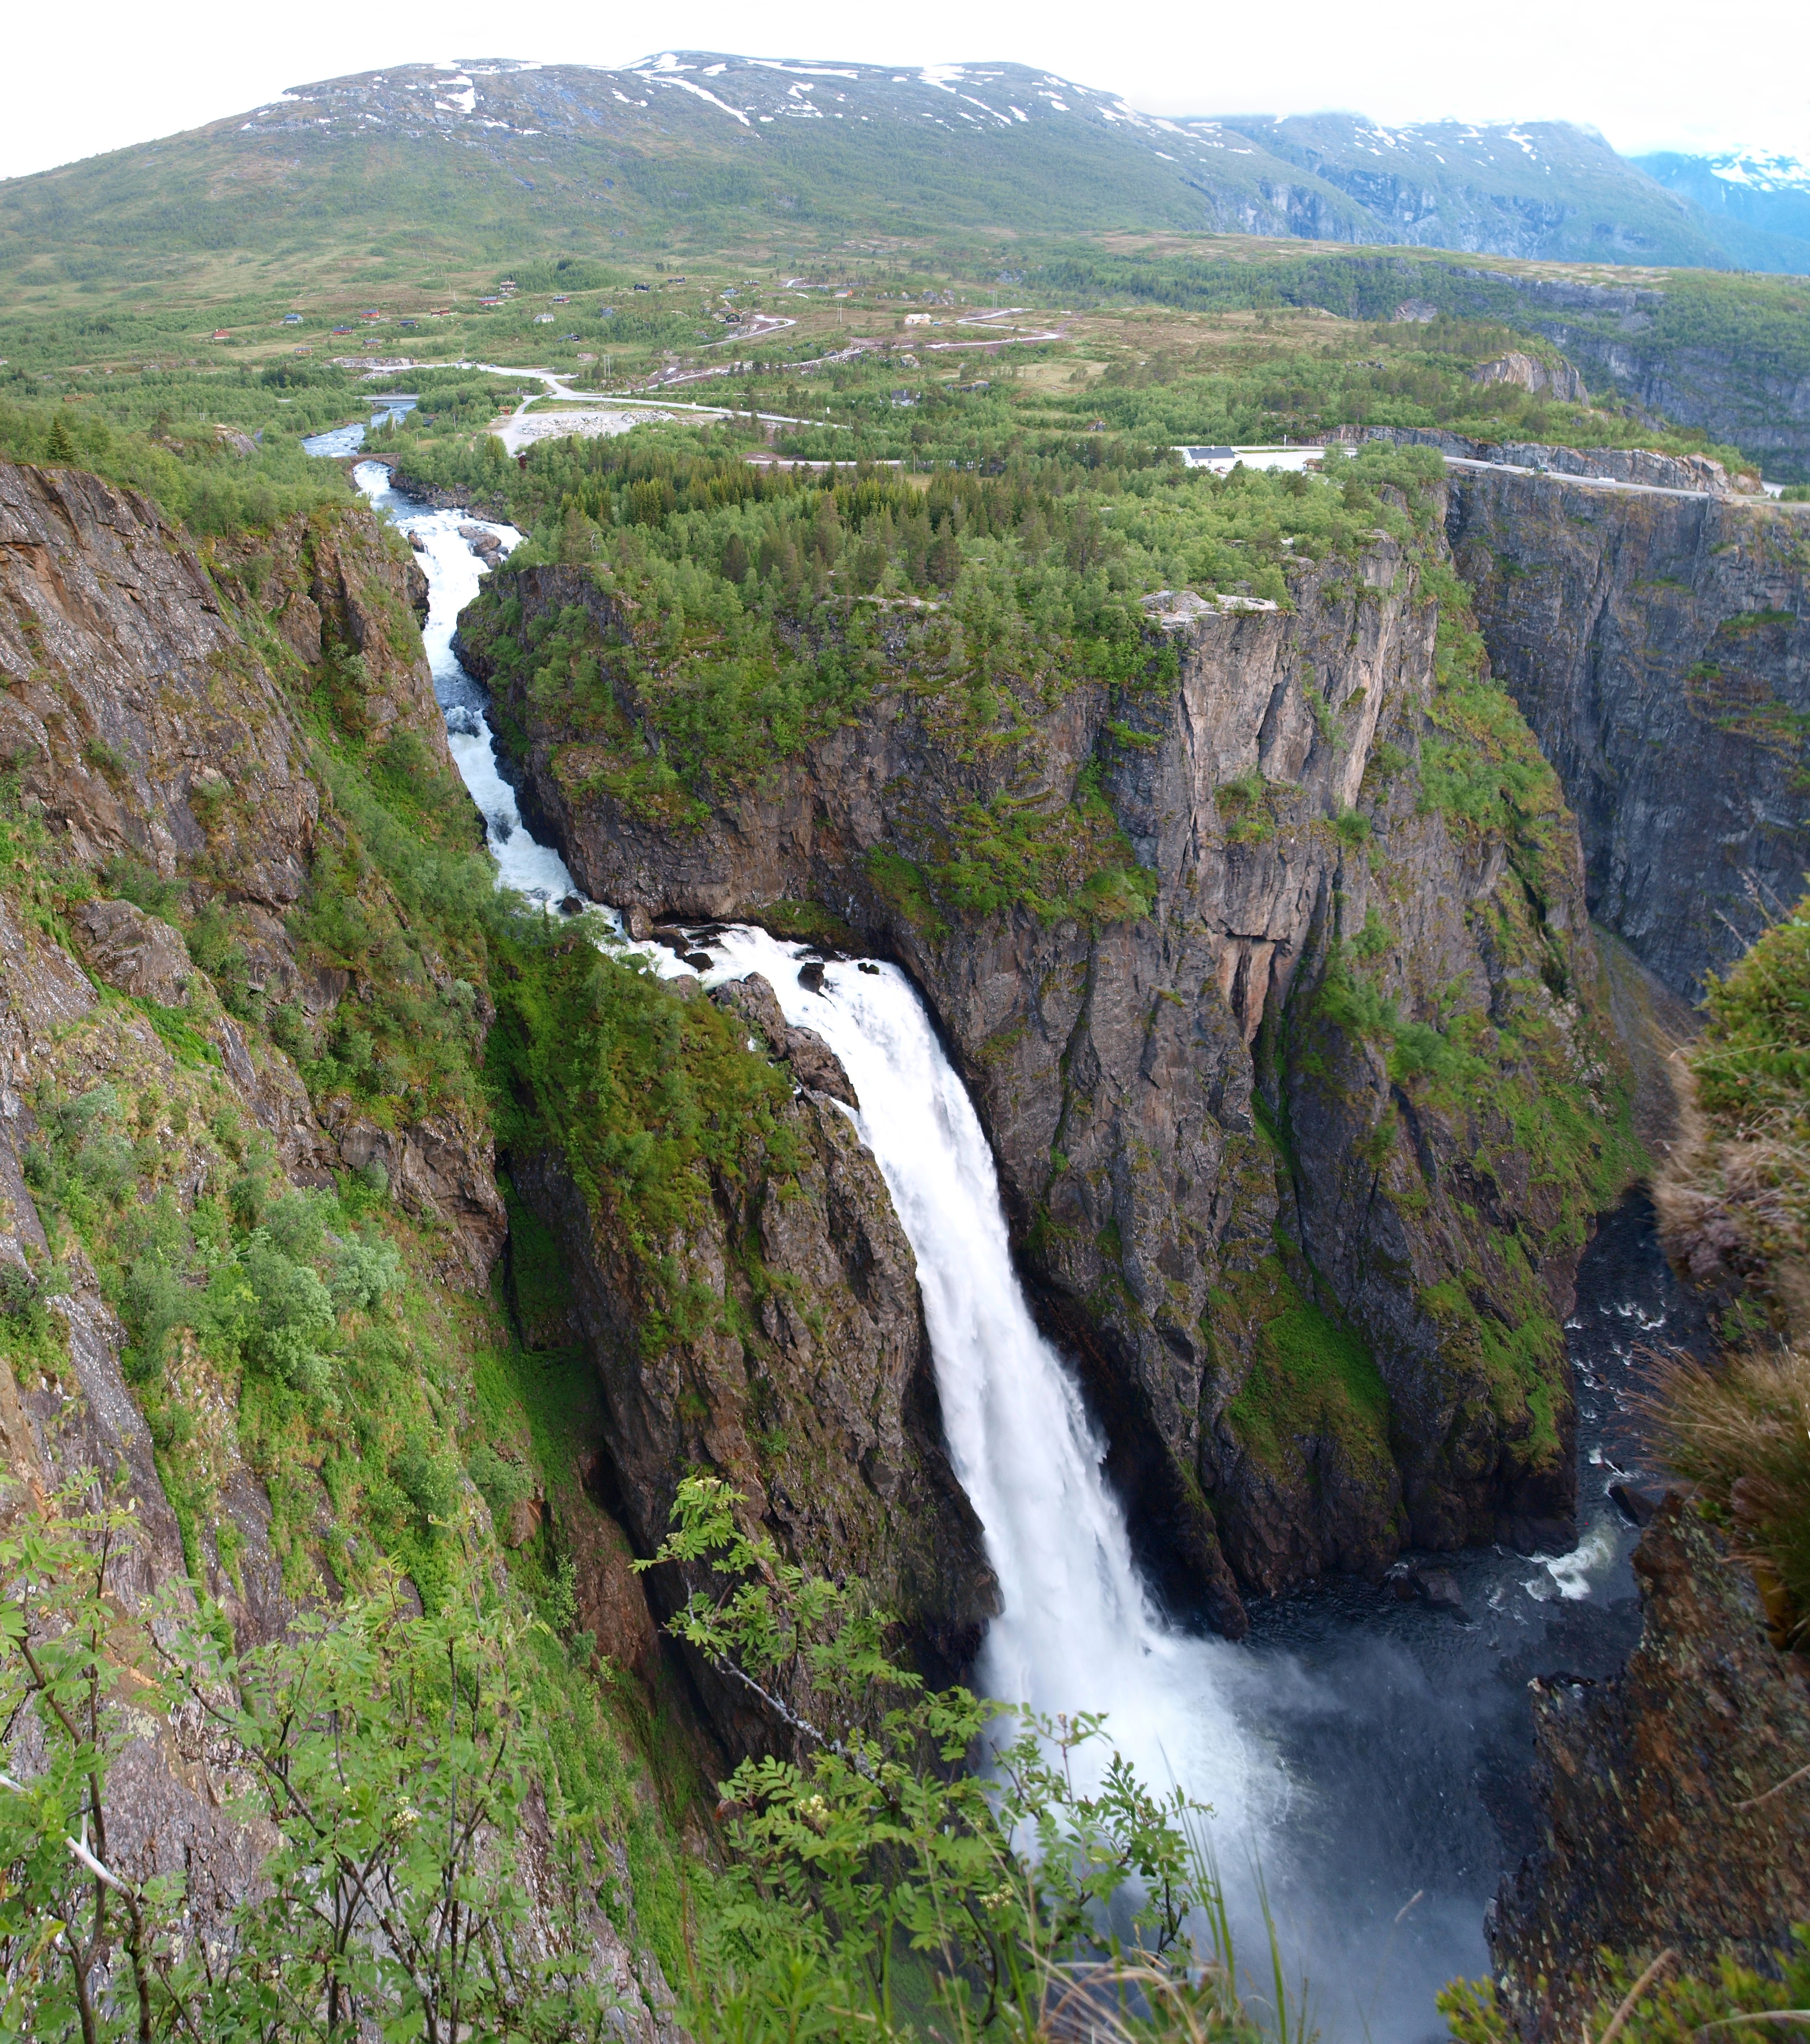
[1210,114,1734,266]
[1633,148,1810,273]
[1,52,1801,289]
[0,54,1332,276]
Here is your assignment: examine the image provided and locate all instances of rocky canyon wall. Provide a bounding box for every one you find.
[0,460,684,2026]
[1449,472,1810,998]
[462,497,1637,1629]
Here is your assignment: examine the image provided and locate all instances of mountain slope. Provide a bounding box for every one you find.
[0,53,1348,279]
[0,51,1795,292]
[1633,149,1810,273]
[1215,114,1732,266]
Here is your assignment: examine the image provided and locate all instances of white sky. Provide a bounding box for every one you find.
[3,0,1805,182]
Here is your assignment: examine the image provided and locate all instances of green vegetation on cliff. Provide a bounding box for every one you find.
[1443,1931,1810,2044]
[487,925,802,1300]
[1654,886,1810,1649]
[1661,892,1810,1333]
[1219,1259,1394,1485]
[459,433,1446,931]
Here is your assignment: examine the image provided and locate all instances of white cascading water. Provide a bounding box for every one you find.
[357,457,1265,1784]
[354,462,577,905]
[346,454,1662,2041]
[690,929,1272,1833]
[352,454,1279,1895]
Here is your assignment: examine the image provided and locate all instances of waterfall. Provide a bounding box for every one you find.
[344,455,1679,2042]
[689,931,1272,1827]
[353,463,576,905]
[351,454,1281,1923]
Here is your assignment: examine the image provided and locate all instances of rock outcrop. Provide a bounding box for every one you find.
[1489,1496,1810,2040]
[1468,353,1589,406]
[507,974,997,1747]
[0,459,504,1280]
[462,505,1633,1627]
[1448,469,1810,998]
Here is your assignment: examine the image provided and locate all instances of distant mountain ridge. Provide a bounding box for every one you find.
[2,51,1804,282]
[1632,148,1810,273]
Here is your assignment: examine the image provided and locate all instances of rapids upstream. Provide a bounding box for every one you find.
[346,459,1708,2042]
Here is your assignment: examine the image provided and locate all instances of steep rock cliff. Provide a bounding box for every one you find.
[461,503,1635,1625]
[1448,471,1810,998]
[1487,1497,1810,2040]
[0,459,504,1279]
[0,890,681,2040]
[492,938,997,1748]
[0,463,684,2030]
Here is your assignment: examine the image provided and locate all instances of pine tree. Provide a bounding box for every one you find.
[44,413,76,465]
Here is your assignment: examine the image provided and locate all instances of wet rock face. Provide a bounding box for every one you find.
[1449,472,1810,999]
[713,971,859,1107]
[1489,1497,1810,2040]
[468,527,1624,1627]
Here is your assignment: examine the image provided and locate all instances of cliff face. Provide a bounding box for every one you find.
[1485,271,1810,481]
[462,510,1634,1626]
[507,973,996,1744]
[0,463,683,2033]
[0,460,504,1278]
[1489,1497,1810,2040]
[1449,473,1810,999]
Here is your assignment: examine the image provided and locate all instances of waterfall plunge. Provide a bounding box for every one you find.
[354,452,1289,1973]
[344,454,1553,2041]
[691,930,1273,1838]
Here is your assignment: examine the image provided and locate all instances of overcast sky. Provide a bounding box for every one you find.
[5,0,1804,182]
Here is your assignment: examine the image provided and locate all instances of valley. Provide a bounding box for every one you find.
[2,43,1810,2044]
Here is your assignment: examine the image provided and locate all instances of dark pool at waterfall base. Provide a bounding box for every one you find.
[1232,1192,1714,2037]
[327,451,1717,2041]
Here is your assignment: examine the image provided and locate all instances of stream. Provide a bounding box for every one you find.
[346,459,1709,2041]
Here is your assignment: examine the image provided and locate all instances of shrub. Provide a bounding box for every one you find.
[1646,1345,1810,1644]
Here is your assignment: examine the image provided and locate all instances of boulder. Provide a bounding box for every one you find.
[1609,1481,1662,1527]
[72,897,194,1006]
[712,971,859,1108]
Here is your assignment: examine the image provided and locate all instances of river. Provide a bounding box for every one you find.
[345,458,1706,2041]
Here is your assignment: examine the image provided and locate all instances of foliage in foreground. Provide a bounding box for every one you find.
[1441,1933,1810,2044]
[1658,889,1810,1337]
[0,1482,630,2043]
[0,1467,1294,2044]
[644,1474,1279,2044]
[1646,1346,1810,1648]
[1651,886,1810,1638]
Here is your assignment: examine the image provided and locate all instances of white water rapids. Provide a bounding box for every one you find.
[348,458,1668,2041]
